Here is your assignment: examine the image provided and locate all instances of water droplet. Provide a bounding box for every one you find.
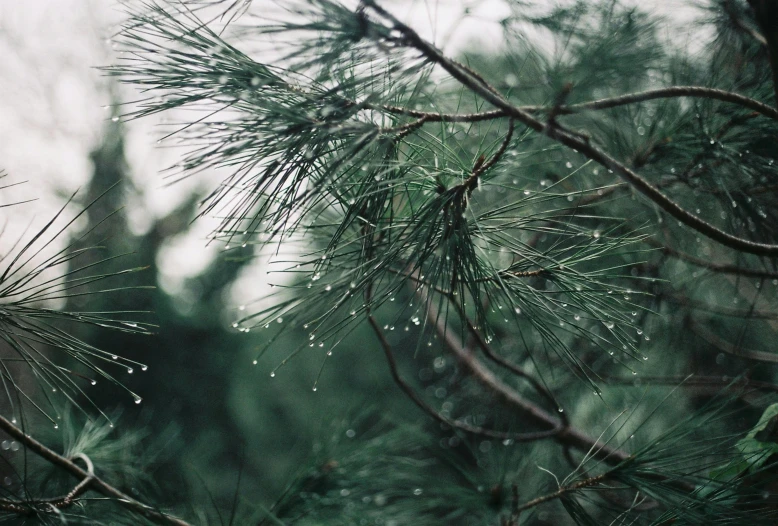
[252,360,258,365]
[325,285,332,291]
[91,380,97,386]
[54,424,59,429]
[603,320,615,330]
[574,314,581,321]
[312,386,318,392]
[141,365,148,371]
[346,429,356,438]
[134,396,142,405]
[558,407,564,413]
[270,372,275,377]
[111,355,118,360]
[111,116,119,122]
[593,230,601,239]
[514,307,521,315]
[239,305,245,311]
[565,161,573,169]
[127,368,134,374]
[413,488,423,496]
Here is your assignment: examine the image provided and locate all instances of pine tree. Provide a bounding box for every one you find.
[2,0,778,524]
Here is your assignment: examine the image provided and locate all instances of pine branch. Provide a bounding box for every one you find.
[0,414,192,526]
[363,0,778,257]
[376,85,778,122]
[423,292,632,465]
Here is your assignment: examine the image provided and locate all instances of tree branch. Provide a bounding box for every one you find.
[0,415,192,526]
[364,281,562,441]
[423,293,632,464]
[364,0,778,257]
[375,87,778,123]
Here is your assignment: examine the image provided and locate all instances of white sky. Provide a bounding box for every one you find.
[0,0,706,302]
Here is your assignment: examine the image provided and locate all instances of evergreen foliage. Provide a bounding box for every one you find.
[2,0,778,524]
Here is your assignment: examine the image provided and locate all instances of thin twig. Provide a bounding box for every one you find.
[423,293,631,464]
[364,283,562,441]
[515,472,609,513]
[373,86,778,123]
[648,238,778,280]
[464,119,515,194]
[691,318,778,363]
[0,414,192,526]
[458,307,569,426]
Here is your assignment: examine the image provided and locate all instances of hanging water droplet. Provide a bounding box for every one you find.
[325,285,332,291]
[312,386,318,392]
[141,365,148,371]
[111,116,119,122]
[127,368,134,374]
[91,380,97,386]
[111,355,118,360]
[558,407,564,413]
[134,396,142,405]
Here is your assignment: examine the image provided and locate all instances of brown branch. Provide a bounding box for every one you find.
[647,237,778,280]
[662,291,778,320]
[423,295,631,464]
[374,86,778,123]
[458,308,568,426]
[691,318,778,363]
[605,374,778,394]
[558,87,778,120]
[464,119,515,194]
[0,415,192,526]
[515,472,609,514]
[365,313,562,441]
[363,0,778,257]
[364,284,562,441]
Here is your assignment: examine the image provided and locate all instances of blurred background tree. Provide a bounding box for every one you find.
[2,0,778,524]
